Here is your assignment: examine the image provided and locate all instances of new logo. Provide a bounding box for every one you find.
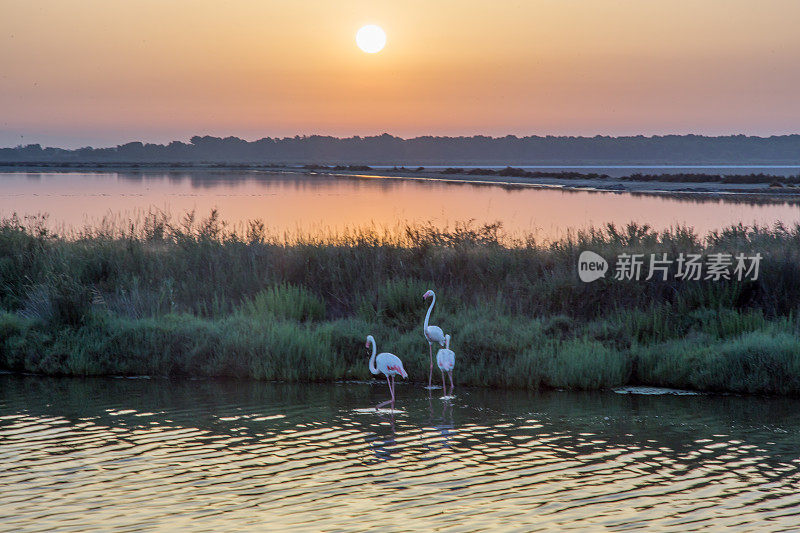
[578,251,608,282]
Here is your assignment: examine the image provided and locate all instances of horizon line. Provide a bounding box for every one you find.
[6,132,800,151]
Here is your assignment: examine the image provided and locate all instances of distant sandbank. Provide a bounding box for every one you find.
[3,161,800,200]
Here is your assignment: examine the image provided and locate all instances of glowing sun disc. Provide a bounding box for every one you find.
[356,25,386,53]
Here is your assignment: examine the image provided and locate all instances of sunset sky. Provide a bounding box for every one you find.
[2,0,800,148]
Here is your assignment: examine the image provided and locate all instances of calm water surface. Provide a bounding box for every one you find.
[3,375,800,531]
[2,171,800,240]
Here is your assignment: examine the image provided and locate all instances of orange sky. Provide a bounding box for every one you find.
[2,0,800,147]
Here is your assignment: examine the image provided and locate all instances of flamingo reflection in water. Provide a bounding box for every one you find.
[364,412,398,462]
[426,393,456,452]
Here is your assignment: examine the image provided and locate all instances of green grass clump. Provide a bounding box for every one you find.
[240,284,325,322]
[636,329,800,394]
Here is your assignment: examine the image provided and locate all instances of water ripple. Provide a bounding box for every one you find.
[3,376,800,531]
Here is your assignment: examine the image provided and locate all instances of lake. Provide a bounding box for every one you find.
[2,170,800,241]
[2,374,800,531]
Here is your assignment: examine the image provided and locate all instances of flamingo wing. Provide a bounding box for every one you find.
[377,352,408,378]
[426,326,446,345]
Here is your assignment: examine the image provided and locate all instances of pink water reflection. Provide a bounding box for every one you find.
[2,171,799,240]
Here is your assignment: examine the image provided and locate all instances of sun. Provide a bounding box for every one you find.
[356,25,386,54]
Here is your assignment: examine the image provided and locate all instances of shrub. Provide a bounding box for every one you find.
[240,284,325,322]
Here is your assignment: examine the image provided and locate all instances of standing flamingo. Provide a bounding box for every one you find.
[436,334,455,397]
[366,335,408,411]
[422,289,446,389]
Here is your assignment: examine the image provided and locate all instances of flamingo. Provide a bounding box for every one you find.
[436,334,455,396]
[422,289,446,389]
[366,335,408,410]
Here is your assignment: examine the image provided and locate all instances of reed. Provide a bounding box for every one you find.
[2,211,800,393]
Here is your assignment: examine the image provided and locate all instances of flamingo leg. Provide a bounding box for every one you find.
[391,375,396,410]
[376,375,393,410]
[448,371,454,396]
[441,371,446,396]
[428,343,433,389]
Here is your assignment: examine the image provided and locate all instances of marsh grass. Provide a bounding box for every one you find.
[2,210,800,393]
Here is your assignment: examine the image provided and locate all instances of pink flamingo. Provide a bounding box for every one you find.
[366,335,408,410]
[436,334,455,396]
[423,290,446,389]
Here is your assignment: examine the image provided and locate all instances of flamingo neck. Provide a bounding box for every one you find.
[445,336,450,349]
[424,292,436,333]
[368,338,379,375]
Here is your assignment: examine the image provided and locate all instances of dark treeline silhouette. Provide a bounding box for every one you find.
[2,133,800,164]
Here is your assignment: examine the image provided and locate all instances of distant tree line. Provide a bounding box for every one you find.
[1,134,800,164]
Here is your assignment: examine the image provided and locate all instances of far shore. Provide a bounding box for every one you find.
[3,161,800,200]
[319,167,800,201]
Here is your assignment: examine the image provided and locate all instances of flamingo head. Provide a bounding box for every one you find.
[365,335,374,349]
[422,290,433,300]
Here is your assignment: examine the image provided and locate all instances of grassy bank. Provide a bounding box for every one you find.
[2,211,800,394]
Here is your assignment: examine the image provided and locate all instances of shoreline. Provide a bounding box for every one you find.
[307,166,800,200]
[319,169,800,202]
[4,161,800,200]
[0,370,711,397]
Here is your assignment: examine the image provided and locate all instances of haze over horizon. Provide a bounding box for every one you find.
[6,132,800,152]
[3,0,800,148]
